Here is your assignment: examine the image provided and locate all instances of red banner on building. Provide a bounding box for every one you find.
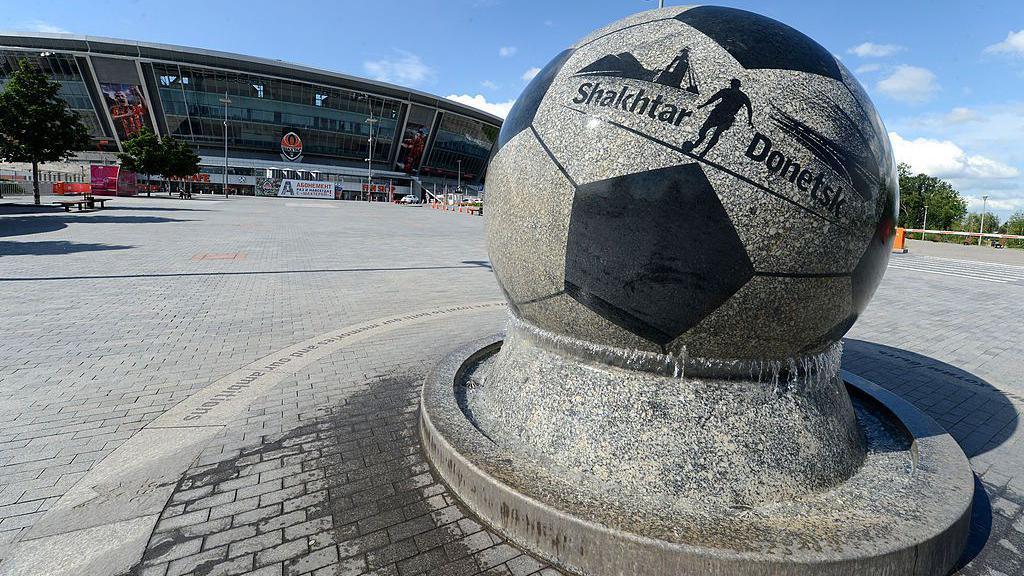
[91,165,137,196]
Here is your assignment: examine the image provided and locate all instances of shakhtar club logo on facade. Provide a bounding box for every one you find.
[280,131,303,162]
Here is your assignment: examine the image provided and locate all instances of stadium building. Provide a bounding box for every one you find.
[0,33,503,200]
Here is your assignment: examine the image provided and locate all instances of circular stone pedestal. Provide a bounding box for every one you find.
[468,315,866,508]
[420,336,974,576]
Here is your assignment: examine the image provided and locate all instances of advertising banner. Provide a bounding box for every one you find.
[255,177,279,197]
[338,180,411,196]
[90,165,137,196]
[396,105,435,175]
[116,168,137,196]
[90,165,119,194]
[100,83,152,141]
[277,179,335,199]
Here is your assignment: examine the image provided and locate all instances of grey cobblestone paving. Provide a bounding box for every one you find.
[0,197,501,553]
[2,196,1023,574]
[130,312,556,576]
[845,245,1024,576]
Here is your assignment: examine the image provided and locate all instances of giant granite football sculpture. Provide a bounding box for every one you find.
[489,7,896,361]
[420,6,972,576]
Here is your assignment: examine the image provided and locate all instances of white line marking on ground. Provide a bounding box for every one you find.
[284,202,337,208]
[888,264,1009,283]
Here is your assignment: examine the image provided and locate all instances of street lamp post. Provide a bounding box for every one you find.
[456,160,462,194]
[220,91,232,199]
[917,182,927,241]
[921,204,928,242]
[979,195,988,246]
[366,114,377,202]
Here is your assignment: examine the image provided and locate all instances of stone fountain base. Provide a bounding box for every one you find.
[420,335,974,576]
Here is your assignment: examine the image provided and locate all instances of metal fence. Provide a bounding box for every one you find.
[0,168,88,183]
[0,181,26,196]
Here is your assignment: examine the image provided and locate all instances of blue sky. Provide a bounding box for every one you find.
[4,0,1024,217]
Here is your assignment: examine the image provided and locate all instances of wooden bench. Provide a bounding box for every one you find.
[53,199,88,212]
[52,197,110,212]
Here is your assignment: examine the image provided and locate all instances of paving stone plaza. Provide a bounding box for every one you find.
[1,195,1022,575]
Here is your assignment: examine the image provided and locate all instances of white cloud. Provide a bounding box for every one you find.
[848,42,905,58]
[889,104,1024,218]
[985,29,1024,56]
[521,67,541,81]
[10,20,69,33]
[480,80,499,90]
[876,65,938,104]
[889,132,1019,180]
[895,103,1024,158]
[945,107,981,124]
[543,20,554,27]
[498,46,517,58]
[854,63,881,74]
[446,94,515,118]
[363,50,433,87]
[964,195,1024,214]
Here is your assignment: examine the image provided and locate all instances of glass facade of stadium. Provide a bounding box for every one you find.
[0,34,503,199]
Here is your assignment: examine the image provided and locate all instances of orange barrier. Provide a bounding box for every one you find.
[52,182,92,195]
[892,228,907,253]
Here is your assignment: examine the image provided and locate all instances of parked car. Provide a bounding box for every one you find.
[400,195,421,204]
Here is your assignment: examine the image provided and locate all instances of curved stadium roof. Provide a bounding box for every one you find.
[0,32,502,126]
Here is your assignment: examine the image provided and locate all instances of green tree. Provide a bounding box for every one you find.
[161,137,200,194]
[1004,212,1024,248]
[896,163,968,232]
[118,131,200,195]
[0,59,90,205]
[962,211,1001,236]
[118,128,164,194]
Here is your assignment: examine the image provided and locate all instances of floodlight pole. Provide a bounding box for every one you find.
[220,91,232,199]
[979,195,988,246]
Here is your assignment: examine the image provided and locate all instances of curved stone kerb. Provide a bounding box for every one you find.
[421,338,974,576]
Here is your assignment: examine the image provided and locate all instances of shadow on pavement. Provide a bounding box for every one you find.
[955,475,993,570]
[0,264,494,282]
[107,205,210,213]
[842,339,1018,458]
[0,214,194,238]
[0,240,133,257]
[0,203,65,215]
[843,339,1023,574]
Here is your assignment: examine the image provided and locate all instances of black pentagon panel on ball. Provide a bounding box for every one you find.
[497,48,575,151]
[675,6,842,81]
[800,312,858,354]
[563,163,754,346]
